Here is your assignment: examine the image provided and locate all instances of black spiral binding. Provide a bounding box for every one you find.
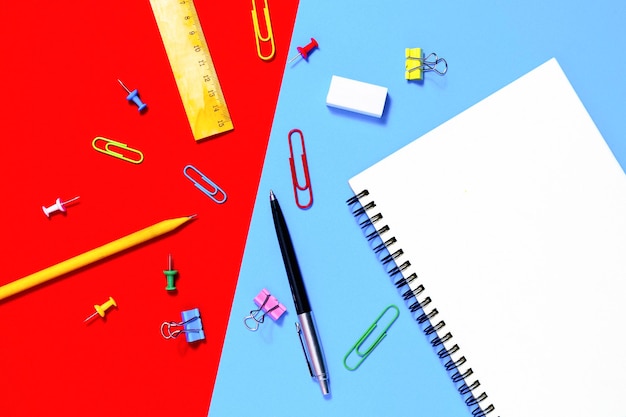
[347,190,496,417]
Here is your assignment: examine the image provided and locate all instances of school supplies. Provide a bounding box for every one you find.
[288,129,313,209]
[163,254,178,291]
[183,164,227,204]
[343,304,399,371]
[84,296,117,323]
[117,79,147,112]
[347,58,626,416]
[326,75,388,118]
[251,0,275,61]
[42,196,80,218]
[270,190,330,396]
[92,137,144,164]
[404,48,448,81]
[243,288,287,331]
[288,37,318,64]
[0,215,196,301]
[149,0,233,141]
[161,308,205,343]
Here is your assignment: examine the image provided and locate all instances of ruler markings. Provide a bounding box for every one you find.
[150,0,234,141]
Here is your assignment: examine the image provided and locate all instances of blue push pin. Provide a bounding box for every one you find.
[118,79,147,112]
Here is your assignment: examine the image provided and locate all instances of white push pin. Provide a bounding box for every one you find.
[42,196,80,217]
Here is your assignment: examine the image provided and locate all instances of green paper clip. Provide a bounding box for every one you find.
[343,304,400,371]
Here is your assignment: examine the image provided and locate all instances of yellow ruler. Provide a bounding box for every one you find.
[149,0,234,141]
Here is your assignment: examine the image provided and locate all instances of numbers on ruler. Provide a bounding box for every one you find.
[171,0,230,130]
[180,5,216,99]
[150,0,233,139]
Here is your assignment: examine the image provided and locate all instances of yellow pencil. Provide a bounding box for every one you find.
[0,215,196,301]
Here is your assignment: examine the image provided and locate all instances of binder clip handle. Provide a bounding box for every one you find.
[422,52,448,76]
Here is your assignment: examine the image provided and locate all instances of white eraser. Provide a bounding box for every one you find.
[326,75,388,118]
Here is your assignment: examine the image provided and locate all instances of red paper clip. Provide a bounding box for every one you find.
[288,128,313,209]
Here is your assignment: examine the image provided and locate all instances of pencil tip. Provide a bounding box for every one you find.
[188,214,198,220]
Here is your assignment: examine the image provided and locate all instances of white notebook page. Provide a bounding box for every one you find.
[348,58,626,417]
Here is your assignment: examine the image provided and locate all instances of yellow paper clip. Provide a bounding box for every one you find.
[92,136,144,164]
[288,128,313,210]
[343,304,400,371]
[405,48,448,81]
[183,164,227,204]
[251,0,275,61]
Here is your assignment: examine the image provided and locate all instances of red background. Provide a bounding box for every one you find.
[0,1,299,415]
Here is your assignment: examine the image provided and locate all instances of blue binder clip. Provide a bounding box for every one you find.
[161,308,205,343]
[343,304,400,371]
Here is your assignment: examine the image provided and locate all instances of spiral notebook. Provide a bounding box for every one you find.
[347,58,626,417]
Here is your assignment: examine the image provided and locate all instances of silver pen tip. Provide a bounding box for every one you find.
[269,190,276,201]
[320,379,330,396]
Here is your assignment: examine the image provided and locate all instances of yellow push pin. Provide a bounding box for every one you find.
[84,296,117,323]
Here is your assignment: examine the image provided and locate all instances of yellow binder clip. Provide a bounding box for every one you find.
[343,304,400,371]
[92,136,144,164]
[251,0,275,61]
[405,48,448,81]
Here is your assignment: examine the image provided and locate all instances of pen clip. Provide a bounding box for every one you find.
[295,322,314,377]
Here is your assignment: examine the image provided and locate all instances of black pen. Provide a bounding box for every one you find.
[270,190,330,396]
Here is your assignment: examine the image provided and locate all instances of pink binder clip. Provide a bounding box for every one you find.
[288,128,313,209]
[243,288,287,331]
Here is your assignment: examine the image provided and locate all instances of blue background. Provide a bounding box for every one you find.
[209,0,626,415]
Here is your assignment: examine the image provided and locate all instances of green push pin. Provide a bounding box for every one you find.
[163,254,178,291]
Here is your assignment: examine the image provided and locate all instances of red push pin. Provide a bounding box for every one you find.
[288,37,318,64]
